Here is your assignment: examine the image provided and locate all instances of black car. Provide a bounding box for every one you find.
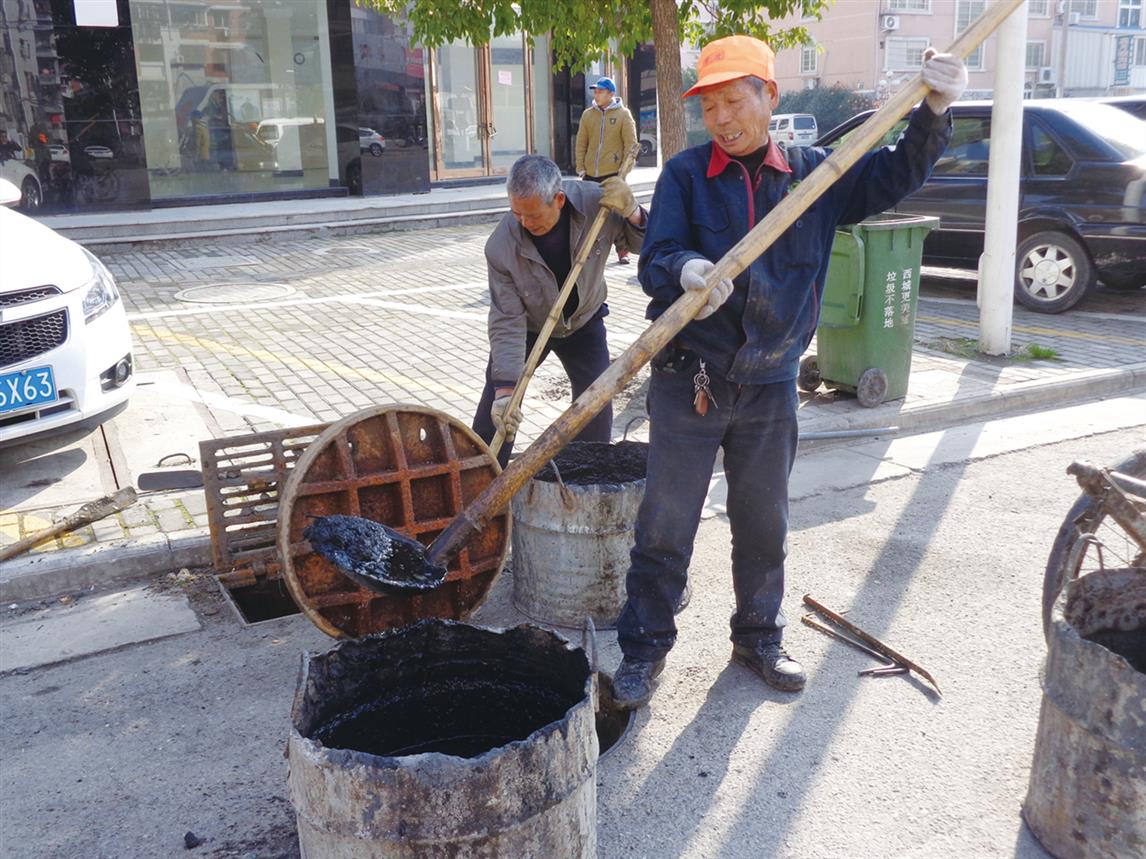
[816,100,1146,312]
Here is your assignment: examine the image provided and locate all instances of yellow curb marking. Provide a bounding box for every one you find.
[135,326,472,397]
[917,315,1145,347]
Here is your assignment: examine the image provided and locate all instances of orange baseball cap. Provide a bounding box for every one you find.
[683,35,776,98]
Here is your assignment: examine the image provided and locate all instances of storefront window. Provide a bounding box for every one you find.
[128,0,338,201]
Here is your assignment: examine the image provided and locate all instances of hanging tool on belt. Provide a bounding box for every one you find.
[801,593,941,695]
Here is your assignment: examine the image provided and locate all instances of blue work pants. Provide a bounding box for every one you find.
[615,352,798,661]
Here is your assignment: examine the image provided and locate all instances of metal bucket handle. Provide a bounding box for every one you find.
[622,416,646,441]
[549,459,578,511]
[581,617,598,672]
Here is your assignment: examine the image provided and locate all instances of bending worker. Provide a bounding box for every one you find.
[576,77,639,264]
[473,154,647,467]
[611,36,965,710]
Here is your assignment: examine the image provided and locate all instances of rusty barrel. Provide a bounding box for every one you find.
[1023,567,1146,859]
[511,441,648,629]
[288,620,598,858]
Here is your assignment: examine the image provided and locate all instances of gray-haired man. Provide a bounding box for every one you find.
[472,154,646,466]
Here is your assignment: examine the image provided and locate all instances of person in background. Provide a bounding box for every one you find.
[611,35,965,710]
[0,130,22,159]
[473,154,646,467]
[575,77,639,265]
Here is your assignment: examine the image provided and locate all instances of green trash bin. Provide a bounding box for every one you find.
[799,214,939,408]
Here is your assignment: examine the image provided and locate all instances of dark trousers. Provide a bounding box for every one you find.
[615,353,799,662]
[472,312,613,468]
[582,173,628,257]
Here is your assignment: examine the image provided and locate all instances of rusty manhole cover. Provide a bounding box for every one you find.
[174,282,295,304]
[277,405,509,638]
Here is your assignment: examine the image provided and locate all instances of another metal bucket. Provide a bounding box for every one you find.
[288,621,598,858]
[511,441,648,629]
[1023,567,1146,859]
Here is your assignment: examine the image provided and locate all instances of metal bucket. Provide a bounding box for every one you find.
[288,620,598,858]
[1023,567,1146,859]
[511,441,648,629]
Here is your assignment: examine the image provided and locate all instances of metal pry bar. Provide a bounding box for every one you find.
[802,594,942,696]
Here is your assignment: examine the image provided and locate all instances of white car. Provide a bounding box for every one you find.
[0,154,43,211]
[0,178,134,447]
[359,127,385,156]
[769,113,818,150]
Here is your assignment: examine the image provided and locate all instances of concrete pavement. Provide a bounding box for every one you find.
[2,212,1144,603]
[3,419,1143,858]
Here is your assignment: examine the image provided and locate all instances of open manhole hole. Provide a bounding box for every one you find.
[217,576,302,625]
[174,282,295,304]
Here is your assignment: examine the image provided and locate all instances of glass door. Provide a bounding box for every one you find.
[429,36,532,180]
[486,35,528,171]
[433,43,485,177]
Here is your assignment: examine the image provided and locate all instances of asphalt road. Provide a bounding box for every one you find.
[1,407,1141,859]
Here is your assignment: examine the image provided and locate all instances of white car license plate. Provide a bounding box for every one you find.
[0,366,58,414]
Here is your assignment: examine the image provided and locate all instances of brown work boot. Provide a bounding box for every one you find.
[731,641,806,691]
[612,657,666,710]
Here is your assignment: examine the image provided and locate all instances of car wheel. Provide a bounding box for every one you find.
[639,139,653,157]
[369,143,383,157]
[20,177,42,211]
[1014,230,1094,314]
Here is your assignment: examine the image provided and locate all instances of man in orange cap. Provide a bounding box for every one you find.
[612,34,965,709]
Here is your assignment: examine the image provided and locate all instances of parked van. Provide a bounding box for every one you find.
[769,114,818,149]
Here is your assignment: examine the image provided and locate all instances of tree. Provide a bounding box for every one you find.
[363,0,830,160]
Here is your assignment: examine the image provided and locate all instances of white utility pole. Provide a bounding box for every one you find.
[977,1,1028,355]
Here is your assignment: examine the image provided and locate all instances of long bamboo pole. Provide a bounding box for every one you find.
[490,151,638,457]
[427,0,1026,567]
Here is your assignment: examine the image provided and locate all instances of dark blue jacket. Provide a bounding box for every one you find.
[637,103,953,384]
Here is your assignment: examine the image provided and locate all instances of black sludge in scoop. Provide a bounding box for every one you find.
[303,515,447,591]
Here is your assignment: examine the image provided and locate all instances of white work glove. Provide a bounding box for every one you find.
[599,176,639,218]
[681,258,734,321]
[921,49,967,115]
[490,394,522,438]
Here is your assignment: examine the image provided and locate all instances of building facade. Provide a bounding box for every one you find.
[772,0,1146,100]
[0,0,657,213]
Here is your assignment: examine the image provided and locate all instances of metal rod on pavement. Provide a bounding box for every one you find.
[803,594,941,695]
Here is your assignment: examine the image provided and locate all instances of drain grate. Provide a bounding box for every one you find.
[200,422,329,580]
[175,282,295,304]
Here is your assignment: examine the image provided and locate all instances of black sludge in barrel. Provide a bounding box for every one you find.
[288,620,598,858]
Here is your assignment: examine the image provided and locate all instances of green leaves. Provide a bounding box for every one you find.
[358,0,829,74]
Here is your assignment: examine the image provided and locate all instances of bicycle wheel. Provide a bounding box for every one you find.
[1042,448,1146,640]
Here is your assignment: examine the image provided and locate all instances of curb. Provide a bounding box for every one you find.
[0,529,212,604]
[56,189,657,249]
[835,361,1146,437]
[3,364,1141,603]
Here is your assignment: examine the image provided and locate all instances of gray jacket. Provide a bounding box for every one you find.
[484,180,646,384]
